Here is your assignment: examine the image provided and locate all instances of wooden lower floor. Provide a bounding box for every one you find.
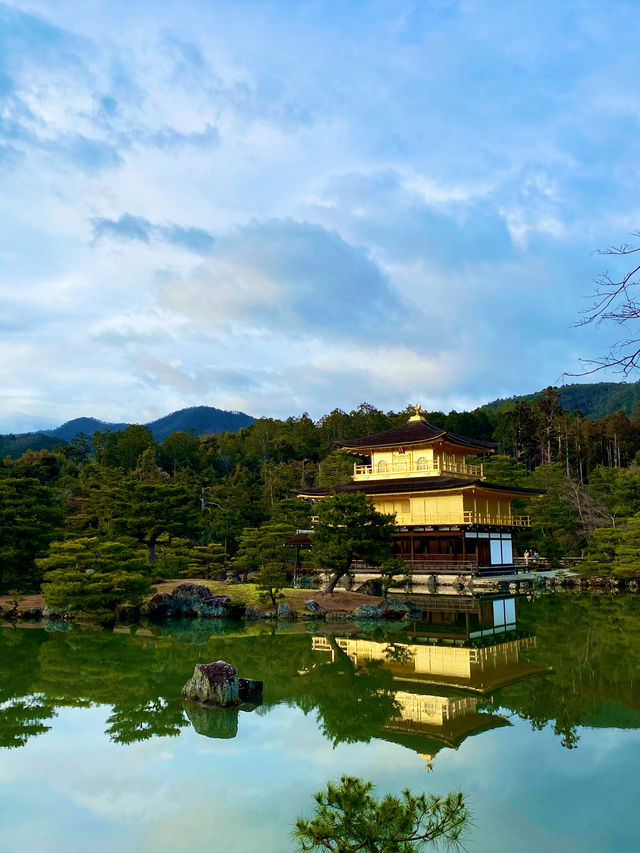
[390,528,516,571]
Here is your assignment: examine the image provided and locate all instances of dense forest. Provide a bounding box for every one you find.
[483,380,640,420]
[5,388,640,602]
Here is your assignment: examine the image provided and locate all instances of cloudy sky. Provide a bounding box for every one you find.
[1,0,639,430]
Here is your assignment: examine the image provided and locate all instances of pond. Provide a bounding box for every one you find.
[1,593,640,853]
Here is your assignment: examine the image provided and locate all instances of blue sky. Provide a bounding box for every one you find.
[1,0,639,430]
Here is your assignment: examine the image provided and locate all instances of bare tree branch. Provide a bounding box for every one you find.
[567,231,640,377]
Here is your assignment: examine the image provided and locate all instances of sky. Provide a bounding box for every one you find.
[1,0,640,431]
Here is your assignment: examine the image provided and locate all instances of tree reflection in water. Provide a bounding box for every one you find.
[1,593,640,757]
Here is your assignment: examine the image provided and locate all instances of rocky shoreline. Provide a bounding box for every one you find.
[2,574,639,629]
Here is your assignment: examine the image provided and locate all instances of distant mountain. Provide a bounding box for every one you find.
[0,432,65,459]
[146,406,255,441]
[42,417,129,443]
[0,406,255,458]
[482,381,640,420]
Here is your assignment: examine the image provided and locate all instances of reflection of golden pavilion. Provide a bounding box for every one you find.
[312,634,539,692]
[312,620,544,766]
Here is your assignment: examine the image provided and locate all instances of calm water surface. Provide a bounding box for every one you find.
[1,594,640,853]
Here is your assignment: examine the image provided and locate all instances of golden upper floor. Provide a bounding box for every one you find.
[340,414,494,482]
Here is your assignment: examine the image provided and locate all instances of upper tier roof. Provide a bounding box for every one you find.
[337,415,497,454]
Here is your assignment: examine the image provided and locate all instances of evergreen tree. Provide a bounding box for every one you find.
[311,493,395,593]
[39,537,151,622]
[583,526,622,575]
[233,521,297,581]
[294,776,469,853]
[255,561,288,606]
[612,513,640,577]
[0,476,63,592]
[317,450,355,487]
[112,479,199,564]
[186,543,228,578]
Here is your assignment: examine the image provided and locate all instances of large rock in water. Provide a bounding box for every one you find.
[181,660,263,708]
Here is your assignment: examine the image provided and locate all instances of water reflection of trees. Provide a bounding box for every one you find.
[488,595,640,748]
[3,594,640,752]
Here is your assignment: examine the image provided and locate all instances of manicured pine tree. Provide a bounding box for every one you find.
[233,521,297,581]
[311,493,395,593]
[583,526,623,575]
[185,543,228,579]
[0,475,63,592]
[38,537,152,622]
[612,513,640,578]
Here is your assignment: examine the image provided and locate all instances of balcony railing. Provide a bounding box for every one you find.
[393,511,530,527]
[311,512,531,527]
[353,461,483,480]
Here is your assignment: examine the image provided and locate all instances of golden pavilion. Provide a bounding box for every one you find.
[299,412,541,573]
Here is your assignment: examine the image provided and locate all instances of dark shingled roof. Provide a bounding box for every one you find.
[298,476,543,498]
[336,418,497,453]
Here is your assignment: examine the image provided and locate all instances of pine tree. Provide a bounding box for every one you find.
[38,537,152,622]
[311,493,395,593]
[186,543,228,578]
[0,475,63,592]
[294,776,469,852]
[612,513,640,577]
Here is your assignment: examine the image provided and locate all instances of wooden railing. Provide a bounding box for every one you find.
[311,512,531,527]
[393,511,531,528]
[353,461,483,480]
[351,558,479,574]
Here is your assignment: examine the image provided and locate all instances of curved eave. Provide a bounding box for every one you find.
[298,478,544,500]
[338,435,496,456]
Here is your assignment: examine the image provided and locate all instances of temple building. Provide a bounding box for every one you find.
[299,412,542,573]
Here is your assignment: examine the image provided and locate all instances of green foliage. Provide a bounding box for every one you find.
[13,387,640,606]
[293,776,469,853]
[312,493,395,593]
[158,430,202,474]
[234,521,297,579]
[589,465,640,524]
[379,559,411,598]
[583,526,623,575]
[0,475,63,592]
[154,536,192,577]
[483,380,640,420]
[317,450,355,487]
[186,543,228,578]
[481,454,528,487]
[611,514,640,577]
[271,497,313,529]
[39,537,152,622]
[111,479,200,563]
[255,561,288,606]
[525,464,581,559]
